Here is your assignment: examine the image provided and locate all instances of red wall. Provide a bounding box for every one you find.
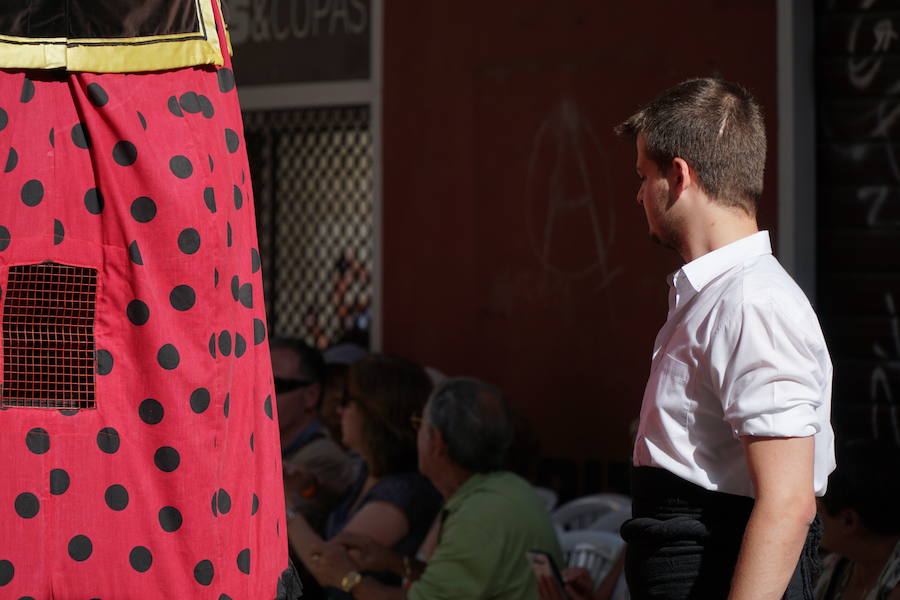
[381,1,778,467]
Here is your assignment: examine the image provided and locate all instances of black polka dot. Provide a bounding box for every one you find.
[251,493,259,515]
[96,349,114,375]
[50,469,70,495]
[128,241,144,265]
[21,179,43,207]
[177,228,201,254]
[218,331,232,356]
[58,409,79,416]
[208,154,215,172]
[104,484,129,511]
[254,319,267,344]
[249,433,255,452]
[4,147,17,173]
[234,333,247,358]
[226,222,233,247]
[20,77,35,103]
[225,129,240,153]
[190,388,211,414]
[237,549,250,574]
[194,560,214,586]
[230,276,240,301]
[126,299,150,326]
[214,268,219,287]
[157,344,180,370]
[84,188,104,214]
[251,248,261,273]
[0,107,6,131]
[217,68,236,93]
[130,197,156,223]
[217,489,232,514]
[211,491,218,517]
[87,83,109,107]
[264,395,273,420]
[154,446,180,472]
[138,111,147,130]
[49,127,54,147]
[179,92,201,114]
[219,595,233,600]
[129,546,152,572]
[199,95,215,118]
[238,283,253,309]
[208,333,217,358]
[0,559,12,586]
[0,226,9,252]
[203,187,217,213]
[159,506,182,532]
[26,428,50,454]
[233,185,243,209]
[14,492,39,519]
[223,394,231,418]
[167,96,183,117]
[53,220,65,245]
[97,427,120,454]
[113,140,138,166]
[169,285,196,311]
[169,155,193,179]
[139,398,164,425]
[68,535,92,562]
[71,123,90,149]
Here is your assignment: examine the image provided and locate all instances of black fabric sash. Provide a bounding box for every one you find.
[0,1,201,40]
[622,466,822,600]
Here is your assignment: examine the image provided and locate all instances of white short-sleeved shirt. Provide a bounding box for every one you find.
[633,231,835,498]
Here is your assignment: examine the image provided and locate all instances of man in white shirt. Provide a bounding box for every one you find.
[615,78,835,599]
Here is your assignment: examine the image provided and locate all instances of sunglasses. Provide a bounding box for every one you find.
[274,377,315,394]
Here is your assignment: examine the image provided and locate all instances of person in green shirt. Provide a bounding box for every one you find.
[301,377,563,599]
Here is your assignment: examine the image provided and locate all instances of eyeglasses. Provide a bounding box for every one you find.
[274,377,315,394]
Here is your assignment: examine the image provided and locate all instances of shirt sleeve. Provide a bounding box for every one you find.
[408,518,496,600]
[709,298,826,438]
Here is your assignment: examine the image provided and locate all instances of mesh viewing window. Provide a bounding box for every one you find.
[1,262,98,409]
[244,105,374,349]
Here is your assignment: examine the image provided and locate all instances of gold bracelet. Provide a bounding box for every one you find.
[340,570,363,592]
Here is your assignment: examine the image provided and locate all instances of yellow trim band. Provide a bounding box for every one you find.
[0,0,225,73]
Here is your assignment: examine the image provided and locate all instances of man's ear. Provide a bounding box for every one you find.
[304,383,322,412]
[430,427,448,458]
[669,157,694,198]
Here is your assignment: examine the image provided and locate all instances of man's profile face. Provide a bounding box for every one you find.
[634,134,677,249]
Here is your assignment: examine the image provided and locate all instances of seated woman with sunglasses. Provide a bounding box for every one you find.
[289,354,443,599]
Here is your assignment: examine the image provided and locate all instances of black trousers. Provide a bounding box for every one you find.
[621,467,822,600]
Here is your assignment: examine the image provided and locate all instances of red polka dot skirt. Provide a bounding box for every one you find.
[0,18,295,600]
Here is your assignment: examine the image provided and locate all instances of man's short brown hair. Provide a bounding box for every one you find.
[615,78,766,215]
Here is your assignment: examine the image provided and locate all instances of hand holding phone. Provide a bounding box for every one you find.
[527,550,569,600]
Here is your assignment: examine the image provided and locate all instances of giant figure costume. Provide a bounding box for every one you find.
[0,2,299,598]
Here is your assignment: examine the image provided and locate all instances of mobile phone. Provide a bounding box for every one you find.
[526,549,569,599]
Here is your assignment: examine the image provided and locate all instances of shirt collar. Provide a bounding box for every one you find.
[669,231,772,306]
[445,472,489,513]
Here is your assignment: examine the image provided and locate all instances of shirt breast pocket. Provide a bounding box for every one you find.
[652,354,692,429]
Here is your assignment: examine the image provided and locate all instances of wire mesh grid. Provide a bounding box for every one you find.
[1,262,98,409]
[244,105,373,349]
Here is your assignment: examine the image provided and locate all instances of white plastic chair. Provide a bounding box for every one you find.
[532,486,559,512]
[558,530,625,592]
[551,493,632,533]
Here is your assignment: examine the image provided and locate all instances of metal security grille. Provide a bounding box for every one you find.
[1,263,98,409]
[244,106,373,349]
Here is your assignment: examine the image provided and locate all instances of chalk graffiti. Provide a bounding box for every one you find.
[870,293,900,443]
[525,99,622,292]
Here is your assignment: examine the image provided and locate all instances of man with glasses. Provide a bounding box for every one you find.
[271,338,357,533]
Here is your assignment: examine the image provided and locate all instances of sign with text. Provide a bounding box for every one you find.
[229,0,370,86]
